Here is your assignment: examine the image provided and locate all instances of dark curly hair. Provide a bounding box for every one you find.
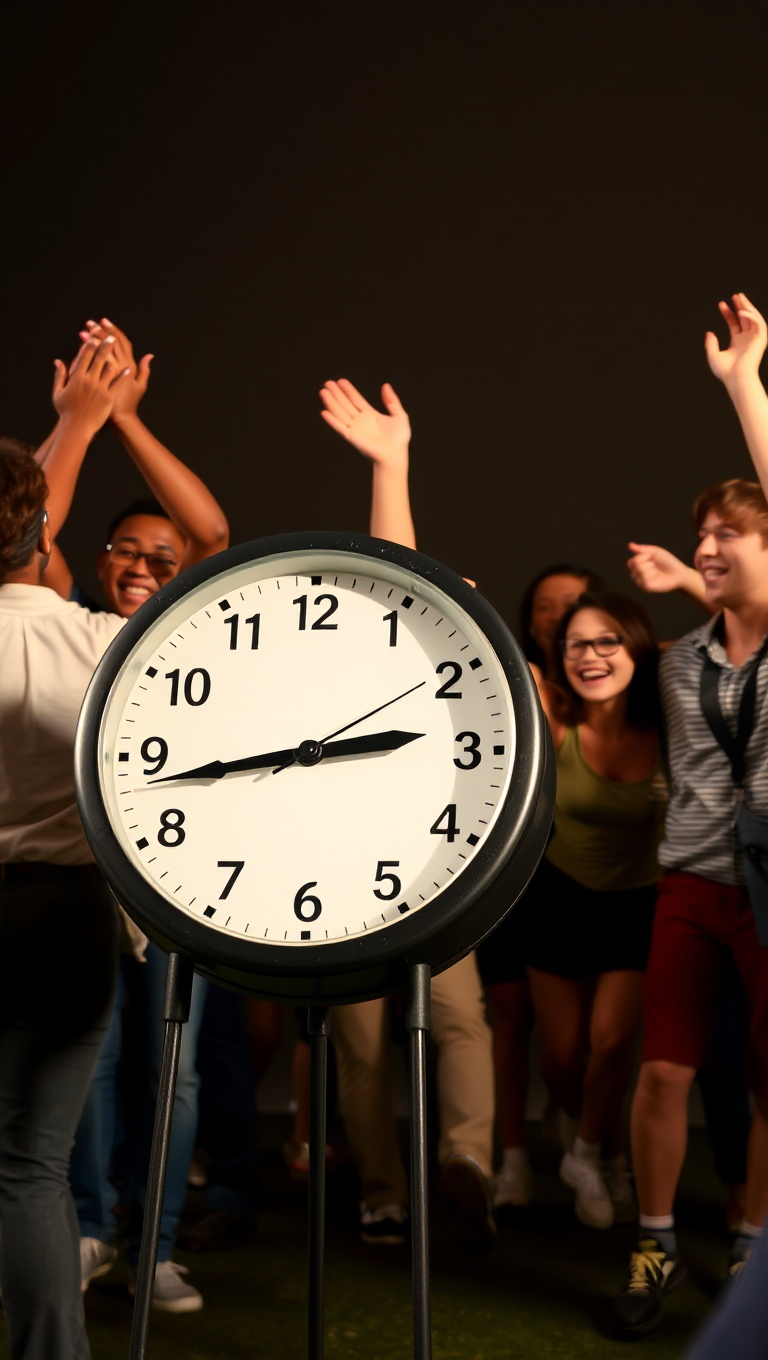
[0,438,48,583]
[519,562,605,666]
[549,590,660,730]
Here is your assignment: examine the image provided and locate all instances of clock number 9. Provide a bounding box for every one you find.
[435,661,462,699]
[141,737,169,775]
[294,881,322,922]
[453,731,481,770]
[373,861,401,901]
[158,809,186,847]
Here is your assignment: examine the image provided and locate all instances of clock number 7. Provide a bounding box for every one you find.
[224,614,260,650]
[294,881,322,922]
[217,860,245,899]
[430,804,460,842]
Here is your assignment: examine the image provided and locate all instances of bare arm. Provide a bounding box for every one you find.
[319,379,416,549]
[528,662,566,750]
[705,292,768,499]
[83,318,229,568]
[627,543,714,613]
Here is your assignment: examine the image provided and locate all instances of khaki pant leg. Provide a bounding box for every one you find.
[430,952,494,1175]
[332,999,409,1209]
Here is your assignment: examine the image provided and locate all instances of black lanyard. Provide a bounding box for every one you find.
[699,625,768,790]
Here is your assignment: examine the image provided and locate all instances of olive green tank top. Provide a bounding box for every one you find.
[545,726,667,892]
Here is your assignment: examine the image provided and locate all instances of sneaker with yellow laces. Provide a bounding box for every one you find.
[613,1236,686,1336]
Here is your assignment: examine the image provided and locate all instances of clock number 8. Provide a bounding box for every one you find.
[158,809,186,847]
[294,881,322,922]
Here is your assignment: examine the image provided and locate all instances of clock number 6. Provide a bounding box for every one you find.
[373,861,401,901]
[158,809,186,847]
[294,881,322,922]
[430,804,460,842]
[454,731,481,770]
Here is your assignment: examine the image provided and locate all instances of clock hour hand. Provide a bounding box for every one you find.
[318,730,424,760]
[272,679,427,775]
[148,746,297,783]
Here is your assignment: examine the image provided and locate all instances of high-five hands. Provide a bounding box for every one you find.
[705,293,767,386]
[77,318,153,422]
[52,336,131,441]
[319,380,411,466]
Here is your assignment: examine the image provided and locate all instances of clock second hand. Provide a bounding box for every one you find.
[271,679,427,776]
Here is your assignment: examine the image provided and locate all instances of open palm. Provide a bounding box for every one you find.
[319,379,411,464]
[705,293,767,383]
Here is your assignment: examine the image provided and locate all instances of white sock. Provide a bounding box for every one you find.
[739,1220,763,1238]
[573,1135,600,1160]
[502,1146,528,1167]
[639,1213,674,1232]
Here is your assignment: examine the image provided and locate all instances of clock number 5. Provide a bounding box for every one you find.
[373,861,401,901]
[454,731,481,770]
[293,595,339,631]
[294,881,322,922]
[430,804,460,842]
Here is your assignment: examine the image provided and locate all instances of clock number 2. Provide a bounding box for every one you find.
[158,809,186,847]
[435,661,462,699]
[294,881,322,922]
[430,804,460,842]
[293,595,339,631]
[373,861,401,900]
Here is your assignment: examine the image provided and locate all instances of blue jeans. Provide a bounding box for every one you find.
[70,969,123,1243]
[685,1226,768,1359]
[0,869,118,1360]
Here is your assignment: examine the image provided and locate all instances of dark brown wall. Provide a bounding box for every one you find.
[2,1,767,640]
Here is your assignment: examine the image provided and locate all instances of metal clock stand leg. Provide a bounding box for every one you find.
[129,951,194,1360]
[307,1006,331,1360]
[406,963,433,1360]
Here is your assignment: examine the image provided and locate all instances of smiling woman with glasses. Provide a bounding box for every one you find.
[521,590,664,1234]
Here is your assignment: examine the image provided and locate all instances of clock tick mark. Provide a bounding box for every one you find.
[458,853,466,860]
[131,702,140,708]
[369,582,375,593]
[311,575,322,586]
[225,916,231,927]
[119,752,129,762]
[470,658,482,670]
[301,930,311,940]
[145,666,157,678]
[218,599,231,611]
[352,578,357,588]
[491,784,500,789]
[494,745,505,755]
[174,885,182,893]
[466,834,480,846]
[190,620,197,629]
[479,819,488,825]
[125,719,135,724]
[446,867,454,875]
[158,656,166,661]
[147,857,156,864]
[189,898,196,905]
[449,630,456,638]
[257,585,262,594]
[387,588,393,598]
[159,872,168,880]
[401,596,413,609]
[460,644,469,651]
[397,903,410,914]
[334,576,338,586]
[128,824,138,830]
[433,881,440,889]
[169,641,177,649]
[204,906,216,917]
[420,607,427,616]
[276,582,281,591]
[419,894,426,901]
[138,685,147,692]
[205,611,211,618]
[136,837,148,850]
[239,592,244,601]
[435,618,443,626]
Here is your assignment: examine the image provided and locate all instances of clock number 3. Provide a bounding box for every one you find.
[454,731,481,770]
[158,809,186,847]
[294,881,322,922]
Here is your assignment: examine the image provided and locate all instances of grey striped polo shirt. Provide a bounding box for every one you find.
[658,614,768,886]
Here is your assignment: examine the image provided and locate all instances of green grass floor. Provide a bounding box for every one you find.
[1,1118,730,1359]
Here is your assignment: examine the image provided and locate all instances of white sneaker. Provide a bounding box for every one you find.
[604,1158,637,1224]
[80,1237,117,1293]
[129,1259,203,1313]
[560,1151,614,1229]
[493,1151,533,1208]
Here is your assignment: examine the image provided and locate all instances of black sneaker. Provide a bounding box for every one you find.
[440,1155,497,1256]
[613,1237,686,1336]
[359,1202,408,1245]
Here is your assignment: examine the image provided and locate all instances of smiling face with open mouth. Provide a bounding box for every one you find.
[561,607,636,706]
[97,514,186,618]
[694,511,768,611]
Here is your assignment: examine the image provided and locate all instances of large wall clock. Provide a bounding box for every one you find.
[76,532,553,1004]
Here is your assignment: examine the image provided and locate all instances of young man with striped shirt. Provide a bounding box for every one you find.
[615,293,768,1337]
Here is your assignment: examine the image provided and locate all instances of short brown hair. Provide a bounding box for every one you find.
[0,438,48,583]
[692,479,768,547]
[550,591,660,730]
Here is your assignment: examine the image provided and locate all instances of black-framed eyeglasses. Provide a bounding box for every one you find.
[104,545,178,580]
[561,634,624,660]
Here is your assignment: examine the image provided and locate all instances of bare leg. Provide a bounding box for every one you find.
[744,1095,768,1227]
[527,968,591,1119]
[581,971,645,1154]
[631,1059,695,1216]
[486,981,533,1149]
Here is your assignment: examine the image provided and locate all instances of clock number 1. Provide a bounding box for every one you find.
[383,611,398,647]
[430,804,460,842]
[224,613,260,650]
[294,881,322,922]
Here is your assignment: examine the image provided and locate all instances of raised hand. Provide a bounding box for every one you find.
[79,317,153,422]
[705,293,767,386]
[52,336,130,440]
[627,543,691,594]
[319,379,411,466]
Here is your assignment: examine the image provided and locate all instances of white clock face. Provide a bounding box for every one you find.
[98,551,515,947]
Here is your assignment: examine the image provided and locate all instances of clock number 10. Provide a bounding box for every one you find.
[165,669,211,706]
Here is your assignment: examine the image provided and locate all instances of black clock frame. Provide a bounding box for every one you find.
[76,530,554,1004]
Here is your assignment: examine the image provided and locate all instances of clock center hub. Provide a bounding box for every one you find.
[296,738,324,766]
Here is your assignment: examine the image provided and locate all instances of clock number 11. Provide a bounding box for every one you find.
[223,613,260,650]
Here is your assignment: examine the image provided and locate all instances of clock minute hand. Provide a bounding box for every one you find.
[320,730,424,760]
[272,679,427,775]
[148,745,297,784]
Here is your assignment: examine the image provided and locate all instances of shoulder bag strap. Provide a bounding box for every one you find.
[700,632,768,788]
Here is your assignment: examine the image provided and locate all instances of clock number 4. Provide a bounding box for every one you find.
[294,881,322,922]
[373,860,401,901]
[435,661,462,699]
[217,860,244,899]
[430,804,460,842]
[224,613,260,650]
[293,594,339,631]
[158,809,186,847]
[165,668,211,706]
